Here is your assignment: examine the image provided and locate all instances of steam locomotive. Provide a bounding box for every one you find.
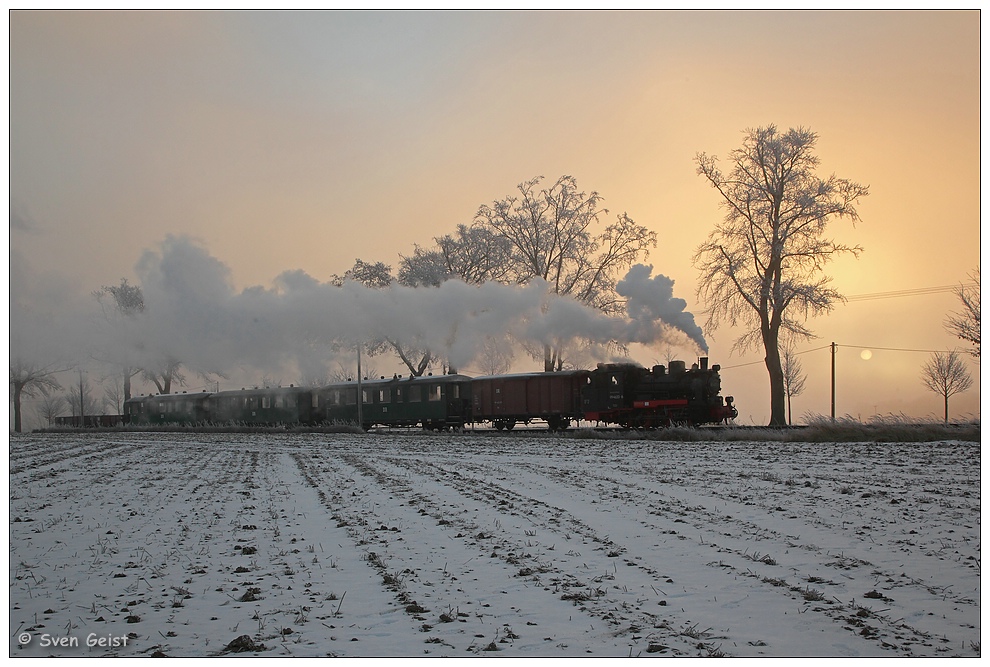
[123,358,736,430]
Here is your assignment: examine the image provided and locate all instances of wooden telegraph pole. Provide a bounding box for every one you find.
[356,344,363,431]
[830,342,836,422]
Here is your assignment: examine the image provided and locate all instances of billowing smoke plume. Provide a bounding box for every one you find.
[616,263,708,353]
[11,236,708,388]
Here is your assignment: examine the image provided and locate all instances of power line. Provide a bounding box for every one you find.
[717,342,951,371]
[835,344,950,354]
[845,285,957,302]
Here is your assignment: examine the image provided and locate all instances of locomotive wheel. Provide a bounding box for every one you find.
[494,421,505,431]
[504,420,515,431]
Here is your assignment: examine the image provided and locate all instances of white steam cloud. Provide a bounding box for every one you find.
[616,263,708,353]
[12,236,708,385]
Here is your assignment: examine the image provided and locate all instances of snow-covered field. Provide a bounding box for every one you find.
[8,432,981,658]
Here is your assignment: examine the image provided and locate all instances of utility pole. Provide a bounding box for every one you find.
[356,343,363,431]
[830,342,836,422]
[79,369,86,428]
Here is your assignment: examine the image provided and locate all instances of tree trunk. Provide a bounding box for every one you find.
[944,395,949,424]
[763,330,786,426]
[12,383,23,433]
[79,371,86,426]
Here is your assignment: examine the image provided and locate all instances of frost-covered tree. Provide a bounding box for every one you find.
[944,267,980,359]
[477,335,515,376]
[331,259,435,377]
[10,360,66,432]
[399,225,513,288]
[330,259,394,289]
[921,350,973,423]
[474,175,656,371]
[694,126,869,425]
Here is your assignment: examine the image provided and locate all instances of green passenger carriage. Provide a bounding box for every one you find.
[319,374,472,431]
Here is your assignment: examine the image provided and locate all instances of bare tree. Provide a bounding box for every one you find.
[944,266,980,359]
[94,278,145,401]
[656,346,678,367]
[476,335,515,376]
[694,125,869,425]
[329,361,378,383]
[921,350,973,423]
[142,357,186,395]
[65,372,101,421]
[34,392,68,428]
[332,259,436,377]
[474,175,656,371]
[10,360,66,432]
[299,363,332,388]
[781,343,807,426]
[102,374,125,416]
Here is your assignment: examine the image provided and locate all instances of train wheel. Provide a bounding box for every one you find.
[504,420,515,431]
[494,421,505,431]
[547,416,561,432]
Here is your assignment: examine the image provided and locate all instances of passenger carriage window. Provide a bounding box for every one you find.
[345,389,357,405]
[362,389,372,404]
[275,395,283,409]
[451,384,459,399]
[395,387,403,401]
[262,396,271,409]
[311,394,318,409]
[409,386,421,402]
[378,389,390,403]
[428,385,441,402]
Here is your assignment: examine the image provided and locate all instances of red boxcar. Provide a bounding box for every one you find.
[471,370,589,431]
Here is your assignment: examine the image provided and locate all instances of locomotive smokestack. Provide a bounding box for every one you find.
[700,357,708,371]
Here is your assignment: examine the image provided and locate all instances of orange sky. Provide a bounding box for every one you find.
[9,10,981,424]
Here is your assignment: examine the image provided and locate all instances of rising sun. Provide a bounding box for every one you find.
[860,349,873,360]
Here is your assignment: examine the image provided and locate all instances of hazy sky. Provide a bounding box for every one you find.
[9,10,981,425]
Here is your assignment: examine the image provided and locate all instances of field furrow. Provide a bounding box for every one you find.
[8,433,980,657]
